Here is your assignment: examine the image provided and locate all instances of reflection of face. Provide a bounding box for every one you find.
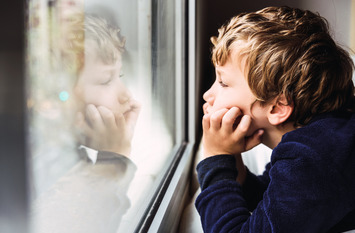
[203,44,269,136]
[74,51,132,118]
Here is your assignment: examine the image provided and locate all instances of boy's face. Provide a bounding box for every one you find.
[74,51,132,118]
[203,45,270,136]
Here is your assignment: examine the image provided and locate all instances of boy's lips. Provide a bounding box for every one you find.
[123,109,131,116]
[204,108,212,115]
[122,99,140,120]
[123,107,134,118]
[203,103,210,114]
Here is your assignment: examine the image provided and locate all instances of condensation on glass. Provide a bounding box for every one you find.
[27,0,179,232]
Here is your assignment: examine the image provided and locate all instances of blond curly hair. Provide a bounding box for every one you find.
[211,6,355,126]
[60,13,125,76]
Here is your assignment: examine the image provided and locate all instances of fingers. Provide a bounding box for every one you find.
[232,114,263,149]
[202,113,211,131]
[236,115,252,134]
[86,104,105,129]
[86,104,124,132]
[203,107,243,131]
[97,106,117,130]
[245,129,264,151]
[221,107,242,132]
[203,107,250,135]
[202,106,264,155]
[114,112,126,132]
[210,108,229,130]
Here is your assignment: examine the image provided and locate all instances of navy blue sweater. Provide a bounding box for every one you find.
[196,112,355,233]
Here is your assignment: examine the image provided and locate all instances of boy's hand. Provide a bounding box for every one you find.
[124,99,141,142]
[202,107,264,159]
[76,104,138,157]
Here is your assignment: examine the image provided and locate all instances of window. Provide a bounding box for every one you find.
[26,0,192,232]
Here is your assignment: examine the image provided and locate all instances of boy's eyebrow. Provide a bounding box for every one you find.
[215,68,222,77]
[102,66,119,76]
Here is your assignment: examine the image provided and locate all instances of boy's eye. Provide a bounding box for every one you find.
[218,80,228,87]
[101,77,113,85]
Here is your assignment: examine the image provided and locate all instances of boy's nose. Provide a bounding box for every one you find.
[118,88,131,104]
[203,90,209,102]
[203,86,215,104]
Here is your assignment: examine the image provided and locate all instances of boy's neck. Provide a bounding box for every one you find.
[262,121,297,149]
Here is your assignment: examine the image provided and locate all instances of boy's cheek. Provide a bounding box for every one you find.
[84,97,116,112]
[245,122,260,137]
[203,105,225,115]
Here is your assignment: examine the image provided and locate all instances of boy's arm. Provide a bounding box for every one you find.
[234,153,271,211]
[201,107,268,211]
[241,163,271,211]
[78,146,137,188]
[196,154,266,232]
[197,107,343,232]
[196,142,345,233]
[197,154,270,212]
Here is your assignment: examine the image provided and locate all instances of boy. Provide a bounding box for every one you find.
[196,6,355,233]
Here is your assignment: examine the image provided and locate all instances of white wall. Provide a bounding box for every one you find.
[299,0,352,50]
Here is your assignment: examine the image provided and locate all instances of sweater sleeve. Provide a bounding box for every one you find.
[196,154,270,211]
[197,154,238,190]
[97,150,137,190]
[195,142,348,233]
[242,163,271,211]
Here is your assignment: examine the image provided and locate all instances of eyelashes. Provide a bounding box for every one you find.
[101,73,124,85]
[218,80,228,87]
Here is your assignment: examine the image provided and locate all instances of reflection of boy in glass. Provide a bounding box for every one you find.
[32,13,139,233]
[69,14,140,158]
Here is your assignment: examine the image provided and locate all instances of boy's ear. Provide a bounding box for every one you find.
[267,95,293,126]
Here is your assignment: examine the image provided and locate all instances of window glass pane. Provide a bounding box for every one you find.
[27,0,180,232]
